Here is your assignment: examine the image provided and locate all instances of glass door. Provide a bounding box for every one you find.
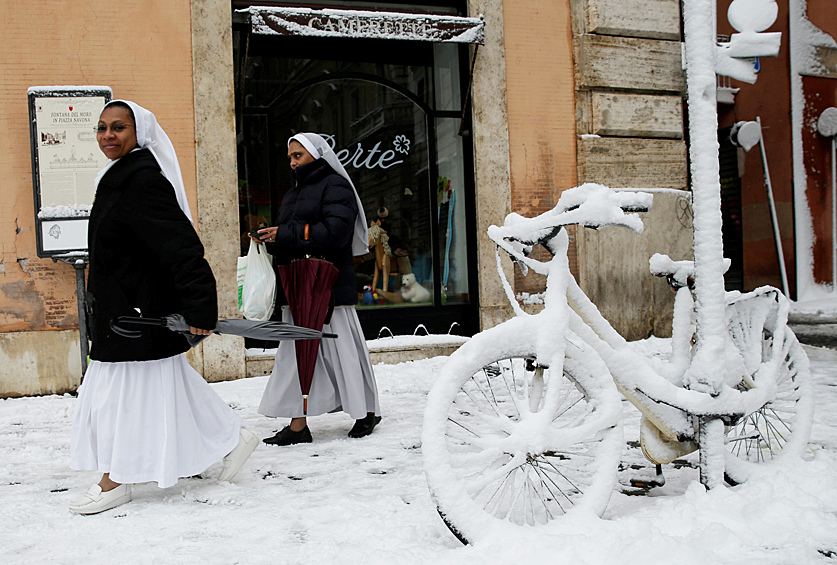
[269,78,436,308]
[235,33,478,338]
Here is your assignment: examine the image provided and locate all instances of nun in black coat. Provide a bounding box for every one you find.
[85,147,217,361]
[255,133,381,446]
[69,100,257,516]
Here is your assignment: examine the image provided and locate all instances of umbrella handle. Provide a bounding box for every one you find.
[110,316,168,339]
[111,316,212,349]
[321,332,338,339]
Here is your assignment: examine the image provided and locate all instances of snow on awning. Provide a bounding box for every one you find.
[239,7,484,45]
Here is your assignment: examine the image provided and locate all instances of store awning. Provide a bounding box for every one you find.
[238,6,484,45]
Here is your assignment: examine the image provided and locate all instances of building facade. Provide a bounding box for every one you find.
[716,0,837,300]
[5,0,831,398]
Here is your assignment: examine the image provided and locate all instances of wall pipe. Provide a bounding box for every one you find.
[756,117,790,296]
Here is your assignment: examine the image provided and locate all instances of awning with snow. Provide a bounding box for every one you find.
[238,7,484,45]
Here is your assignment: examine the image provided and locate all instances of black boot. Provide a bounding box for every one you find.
[348,414,382,438]
[263,425,312,446]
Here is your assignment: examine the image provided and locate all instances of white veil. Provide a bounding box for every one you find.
[289,133,369,256]
[94,100,193,225]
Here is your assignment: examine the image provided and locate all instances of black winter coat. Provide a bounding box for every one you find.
[86,148,218,362]
[265,158,359,306]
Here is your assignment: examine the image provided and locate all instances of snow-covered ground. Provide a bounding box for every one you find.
[1,344,836,564]
[791,296,837,318]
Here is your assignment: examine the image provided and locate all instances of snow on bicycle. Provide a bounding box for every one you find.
[421,182,813,544]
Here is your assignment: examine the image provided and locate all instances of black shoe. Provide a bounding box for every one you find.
[263,425,312,446]
[348,414,382,438]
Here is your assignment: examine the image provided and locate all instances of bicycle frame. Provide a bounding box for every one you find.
[421,185,812,542]
[489,193,787,462]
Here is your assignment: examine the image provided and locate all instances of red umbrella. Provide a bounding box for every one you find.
[277,257,339,415]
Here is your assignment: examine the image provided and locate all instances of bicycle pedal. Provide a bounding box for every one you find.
[629,465,666,489]
[629,476,666,489]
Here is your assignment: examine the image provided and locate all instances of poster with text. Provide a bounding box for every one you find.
[33,95,108,213]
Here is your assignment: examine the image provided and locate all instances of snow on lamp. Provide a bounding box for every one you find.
[715,0,781,83]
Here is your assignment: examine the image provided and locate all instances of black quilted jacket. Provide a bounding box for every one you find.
[86,148,217,362]
[265,158,359,306]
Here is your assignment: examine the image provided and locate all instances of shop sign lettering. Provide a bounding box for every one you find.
[306,17,432,38]
[243,7,485,45]
[319,134,411,171]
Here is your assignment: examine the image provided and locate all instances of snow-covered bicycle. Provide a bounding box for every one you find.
[421,183,813,544]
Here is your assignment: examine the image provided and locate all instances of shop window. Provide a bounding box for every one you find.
[234,32,477,336]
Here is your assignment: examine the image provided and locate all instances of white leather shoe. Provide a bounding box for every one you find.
[217,428,258,482]
[69,483,132,515]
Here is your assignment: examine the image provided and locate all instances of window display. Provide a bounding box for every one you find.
[235,30,476,335]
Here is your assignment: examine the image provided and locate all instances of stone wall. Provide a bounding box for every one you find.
[570,0,693,340]
[190,0,247,382]
[467,0,515,331]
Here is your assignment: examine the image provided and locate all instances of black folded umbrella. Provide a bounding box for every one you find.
[110,314,337,348]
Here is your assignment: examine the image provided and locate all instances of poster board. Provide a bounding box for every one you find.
[28,86,112,258]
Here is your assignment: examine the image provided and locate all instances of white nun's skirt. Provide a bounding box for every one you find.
[259,306,380,419]
[70,354,242,488]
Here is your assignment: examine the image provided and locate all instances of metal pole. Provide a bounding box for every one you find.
[73,259,89,379]
[682,0,727,396]
[756,117,790,296]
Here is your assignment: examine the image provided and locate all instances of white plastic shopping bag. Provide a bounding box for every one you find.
[239,239,276,321]
[236,256,248,311]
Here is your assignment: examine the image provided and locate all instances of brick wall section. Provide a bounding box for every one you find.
[503,0,579,293]
[0,0,197,333]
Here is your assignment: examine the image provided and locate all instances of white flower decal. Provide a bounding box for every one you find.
[393,135,411,155]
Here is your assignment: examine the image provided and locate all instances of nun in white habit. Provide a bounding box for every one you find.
[254,132,381,445]
[69,100,258,515]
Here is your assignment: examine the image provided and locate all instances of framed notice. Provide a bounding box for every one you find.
[28,86,112,258]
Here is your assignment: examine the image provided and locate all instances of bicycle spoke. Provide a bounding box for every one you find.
[765,405,794,434]
[446,415,481,438]
[483,467,519,519]
[480,365,501,407]
[498,363,525,419]
[723,326,811,471]
[434,350,622,532]
[530,460,566,515]
[468,453,526,495]
[537,455,584,502]
[761,414,788,453]
[530,466,556,522]
[450,400,515,437]
[553,394,584,422]
[466,374,504,419]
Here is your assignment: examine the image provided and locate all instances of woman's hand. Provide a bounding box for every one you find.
[250,227,277,244]
[189,326,213,335]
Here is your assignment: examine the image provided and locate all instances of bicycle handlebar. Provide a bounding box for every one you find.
[488,184,653,262]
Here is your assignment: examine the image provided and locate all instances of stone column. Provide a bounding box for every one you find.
[190,0,246,381]
[468,0,514,331]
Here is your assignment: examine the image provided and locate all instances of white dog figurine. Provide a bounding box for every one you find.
[400,273,431,303]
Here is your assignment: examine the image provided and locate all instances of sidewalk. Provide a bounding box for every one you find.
[789,296,837,350]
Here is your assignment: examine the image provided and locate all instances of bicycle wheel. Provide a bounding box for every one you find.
[422,317,623,544]
[724,327,814,483]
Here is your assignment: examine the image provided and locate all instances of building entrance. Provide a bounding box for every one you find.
[234,14,479,339]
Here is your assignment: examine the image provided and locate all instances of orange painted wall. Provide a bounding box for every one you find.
[502,0,577,287]
[0,1,197,333]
